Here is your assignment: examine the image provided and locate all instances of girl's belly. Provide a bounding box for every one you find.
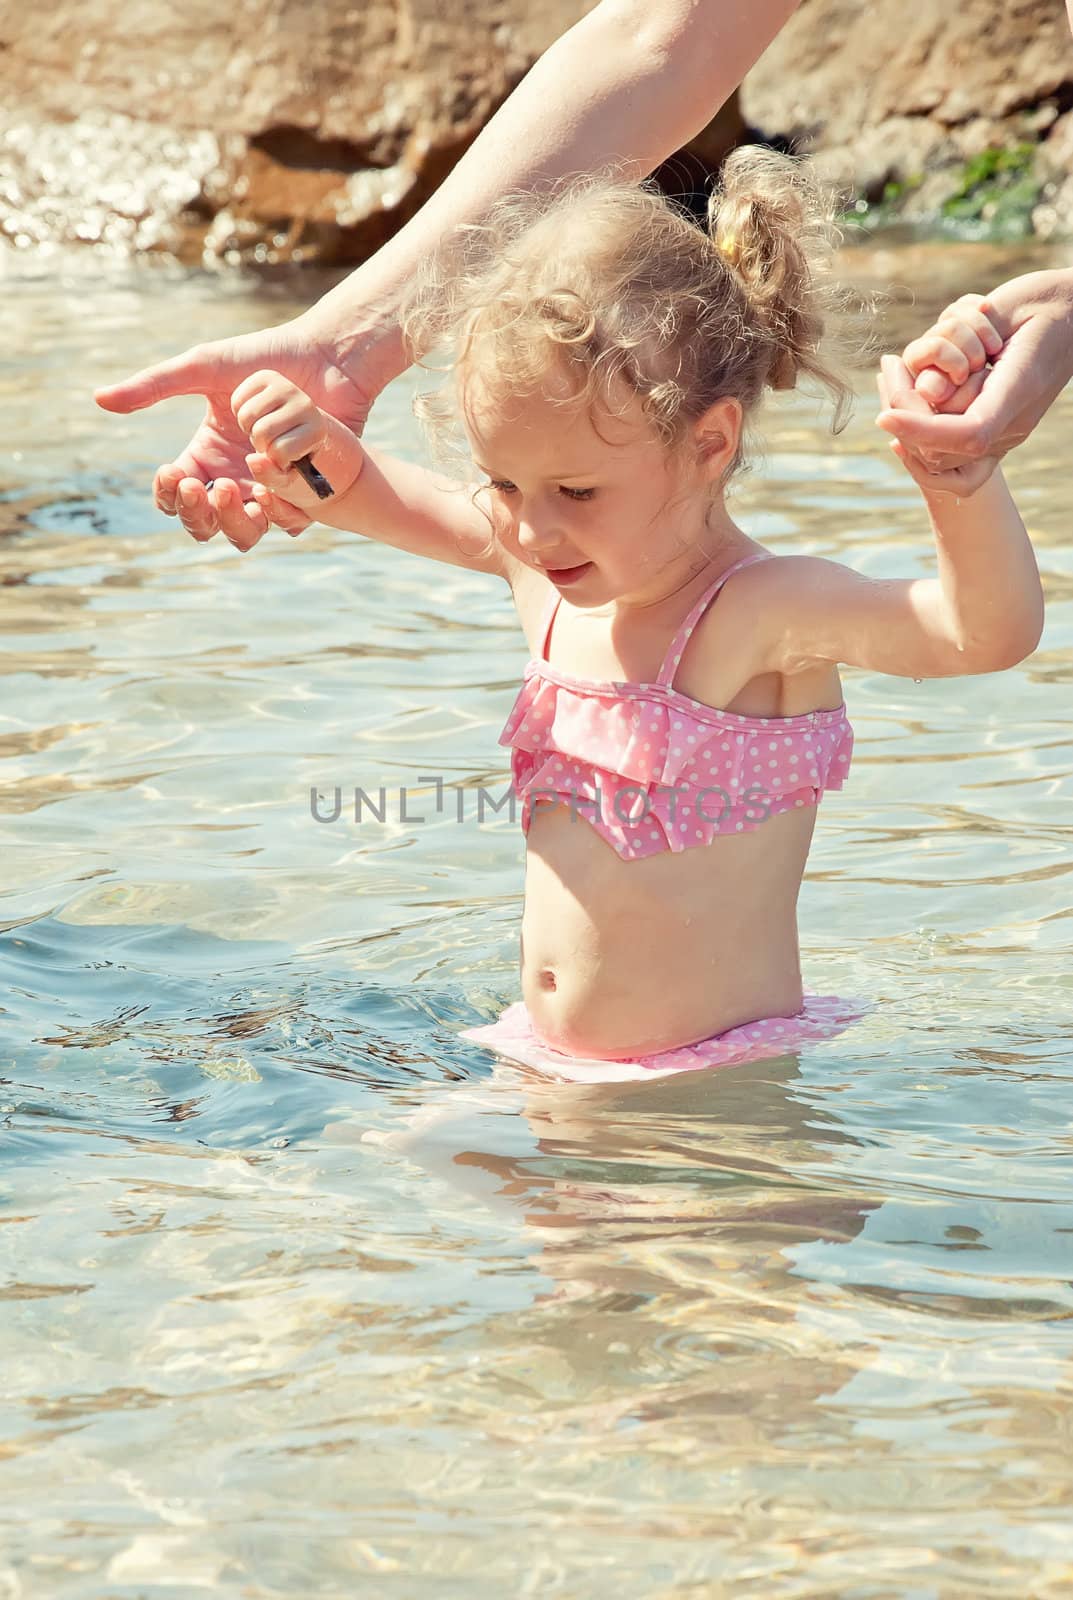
[519,803,816,1057]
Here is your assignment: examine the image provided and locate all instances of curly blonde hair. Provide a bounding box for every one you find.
[403,146,854,478]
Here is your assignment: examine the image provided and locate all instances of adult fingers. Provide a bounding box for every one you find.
[175,477,220,542]
[94,345,222,414]
[877,352,1031,458]
[222,496,272,551]
[885,370,990,477]
[944,457,997,494]
[171,476,267,549]
[207,480,274,550]
[883,428,952,484]
[154,464,185,517]
[876,351,924,414]
[157,459,255,518]
[876,406,990,456]
[877,355,948,470]
[950,319,1064,448]
[887,438,995,497]
[884,313,1067,459]
[887,436,946,488]
[876,361,901,412]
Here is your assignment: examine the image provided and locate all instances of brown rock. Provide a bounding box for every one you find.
[0,0,607,262]
[743,0,1073,148]
[1037,109,1073,179]
[742,0,1073,231]
[806,118,959,199]
[1,0,1071,259]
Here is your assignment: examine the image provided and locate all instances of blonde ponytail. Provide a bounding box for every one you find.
[710,147,852,423]
[404,146,857,479]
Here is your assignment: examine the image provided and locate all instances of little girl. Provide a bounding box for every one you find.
[229,150,1043,1079]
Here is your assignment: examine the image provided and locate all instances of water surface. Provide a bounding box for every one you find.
[2,240,1073,1598]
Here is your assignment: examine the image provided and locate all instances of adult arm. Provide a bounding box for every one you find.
[94,0,802,550]
[307,0,803,375]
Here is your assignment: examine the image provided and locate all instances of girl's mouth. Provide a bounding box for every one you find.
[545,562,592,585]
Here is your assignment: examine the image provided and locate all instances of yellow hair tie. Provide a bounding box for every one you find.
[719,232,739,267]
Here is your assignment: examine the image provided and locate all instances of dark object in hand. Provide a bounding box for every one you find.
[295,456,335,500]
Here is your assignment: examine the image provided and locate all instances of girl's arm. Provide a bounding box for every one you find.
[231,370,511,578]
[310,448,510,579]
[761,468,1043,680]
[758,316,1044,681]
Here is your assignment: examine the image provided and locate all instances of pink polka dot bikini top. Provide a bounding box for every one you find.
[500,552,854,859]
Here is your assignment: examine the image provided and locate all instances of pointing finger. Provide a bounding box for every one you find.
[94,345,223,414]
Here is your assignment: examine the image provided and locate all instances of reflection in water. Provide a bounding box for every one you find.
[349,1024,1073,1587]
[2,244,1073,1595]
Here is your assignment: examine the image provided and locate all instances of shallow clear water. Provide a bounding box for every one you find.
[3,241,1073,1598]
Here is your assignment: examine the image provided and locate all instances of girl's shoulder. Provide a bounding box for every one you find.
[704,552,859,638]
[719,550,843,594]
[679,552,848,714]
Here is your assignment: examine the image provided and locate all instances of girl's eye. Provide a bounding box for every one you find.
[485,479,593,501]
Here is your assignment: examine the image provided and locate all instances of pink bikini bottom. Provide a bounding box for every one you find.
[461,993,866,1083]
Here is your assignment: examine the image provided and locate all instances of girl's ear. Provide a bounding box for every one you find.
[692,398,743,481]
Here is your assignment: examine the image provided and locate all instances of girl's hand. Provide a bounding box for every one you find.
[229,370,367,536]
[901,293,1004,412]
[95,311,401,553]
[882,355,997,492]
[877,269,1073,468]
[877,303,1002,498]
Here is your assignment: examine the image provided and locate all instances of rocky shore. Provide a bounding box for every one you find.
[2,0,1071,265]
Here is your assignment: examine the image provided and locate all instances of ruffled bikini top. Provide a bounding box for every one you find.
[499,552,853,859]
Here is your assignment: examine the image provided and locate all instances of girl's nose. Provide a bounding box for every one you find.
[517,514,561,552]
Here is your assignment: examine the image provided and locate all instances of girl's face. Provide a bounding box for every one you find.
[461,368,739,609]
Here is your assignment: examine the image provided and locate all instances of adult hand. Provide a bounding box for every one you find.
[876,355,997,498]
[94,315,397,551]
[877,269,1073,469]
[95,0,806,552]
